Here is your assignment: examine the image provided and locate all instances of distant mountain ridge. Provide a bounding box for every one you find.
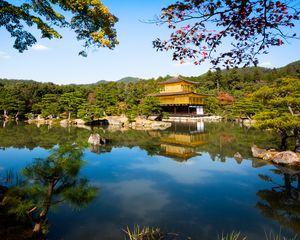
[93,76,141,85]
[1,60,299,85]
[117,76,142,83]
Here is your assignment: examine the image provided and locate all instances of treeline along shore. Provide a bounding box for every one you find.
[0,61,299,151]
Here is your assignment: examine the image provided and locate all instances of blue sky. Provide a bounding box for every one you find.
[0,0,299,84]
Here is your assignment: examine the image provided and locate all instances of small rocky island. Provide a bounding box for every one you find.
[252,145,300,165]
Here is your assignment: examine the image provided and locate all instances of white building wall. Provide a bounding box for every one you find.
[196,106,204,115]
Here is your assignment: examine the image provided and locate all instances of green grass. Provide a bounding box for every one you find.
[123,225,165,240]
[123,226,298,240]
[265,230,298,240]
[218,231,247,240]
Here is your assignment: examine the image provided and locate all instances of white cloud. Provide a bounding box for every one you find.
[32,44,49,51]
[0,51,11,59]
[259,61,272,67]
[105,180,169,220]
[130,154,248,185]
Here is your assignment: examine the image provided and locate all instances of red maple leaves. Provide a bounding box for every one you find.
[153,0,299,68]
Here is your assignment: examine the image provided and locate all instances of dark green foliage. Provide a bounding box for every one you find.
[139,96,161,117]
[1,145,98,237]
[257,168,300,236]
[250,78,300,148]
[0,0,118,56]
[0,60,299,123]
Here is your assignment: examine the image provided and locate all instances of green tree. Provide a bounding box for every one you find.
[59,91,86,120]
[139,96,161,117]
[2,145,98,238]
[0,85,26,120]
[232,97,263,120]
[77,102,104,121]
[253,78,300,150]
[32,93,60,117]
[1,0,118,56]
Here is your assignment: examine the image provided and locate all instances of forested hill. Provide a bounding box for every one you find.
[0,60,299,121]
[117,77,141,83]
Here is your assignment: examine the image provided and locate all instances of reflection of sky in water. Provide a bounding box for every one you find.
[0,147,48,183]
[0,124,294,240]
[46,147,290,240]
[0,137,294,239]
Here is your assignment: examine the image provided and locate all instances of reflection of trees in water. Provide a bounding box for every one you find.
[195,123,279,162]
[0,123,90,149]
[0,145,98,239]
[0,122,279,163]
[257,166,300,235]
[0,123,162,156]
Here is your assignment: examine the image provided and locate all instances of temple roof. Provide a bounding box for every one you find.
[158,76,199,85]
[149,91,209,97]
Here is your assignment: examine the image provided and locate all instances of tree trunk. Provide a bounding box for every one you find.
[294,129,300,152]
[15,111,19,120]
[297,175,300,201]
[216,79,220,93]
[32,180,54,237]
[68,111,71,122]
[3,109,9,120]
[287,104,294,116]
[284,173,292,196]
[280,130,288,151]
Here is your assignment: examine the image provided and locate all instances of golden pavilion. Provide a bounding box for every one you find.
[150,76,207,116]
[151,122,209,162]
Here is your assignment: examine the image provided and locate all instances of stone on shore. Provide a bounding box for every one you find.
[72,119,86,125]
[272,151,300,165]
[132,117,171,130]
[101,116,171,130]
[106,116,128,127]
[60,119,69,127]
[251,145,267,158]
[251,145,300,166]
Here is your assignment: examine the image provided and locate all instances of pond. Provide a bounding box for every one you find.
[0,121,299,240]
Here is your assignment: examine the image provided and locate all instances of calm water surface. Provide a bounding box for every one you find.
[0,121,299,240]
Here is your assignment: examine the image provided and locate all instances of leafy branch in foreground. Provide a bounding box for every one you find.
[153,0,299,68]
[0,0,118,56]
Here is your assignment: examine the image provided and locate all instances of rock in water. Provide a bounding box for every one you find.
[234,152,242,159]
[251,145,267,158]
[88,133,101,145]
[272,151,300,165]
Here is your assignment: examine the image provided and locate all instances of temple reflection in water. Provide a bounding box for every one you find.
[153,121,209,161]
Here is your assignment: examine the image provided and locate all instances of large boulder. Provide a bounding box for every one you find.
[272,151,300,165]
[88,133,100,145]
[88,133,107,145]
[106,116,128,127]
[262,151,277,161]
[151,121,172,130]
[73,119,86,125]
[251,145,267,158]
[60,119,69,127]
[132,117,171,130]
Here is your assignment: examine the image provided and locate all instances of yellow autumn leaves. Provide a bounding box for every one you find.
[91,32,111,47]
